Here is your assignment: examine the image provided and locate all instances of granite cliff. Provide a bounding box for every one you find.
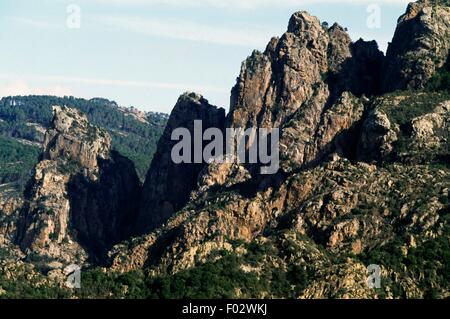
[15,106,141,268]
[1,0,449,299]
[136,93,226,234]
[108,2,450,299]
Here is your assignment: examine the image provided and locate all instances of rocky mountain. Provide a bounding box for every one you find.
[15,106,141,269]
[228,13,382,131]
[108,1,450,299]
[384,0,450,92]
[1,0,449,299]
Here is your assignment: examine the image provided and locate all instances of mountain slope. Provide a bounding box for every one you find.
[1,0,450,299]
[109,2,450,299]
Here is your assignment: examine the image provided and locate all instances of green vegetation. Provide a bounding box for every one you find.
[0,240,313,299]
[0,136,40,189]
[378,91,450,166]
[428,69,450,93]
[381,91,450,127]
[73,241,311,299]
[427,54,450,93]
[0,95,168,184]
[359,204,450,298]
[0,262,70,299]
[359,235,450,298]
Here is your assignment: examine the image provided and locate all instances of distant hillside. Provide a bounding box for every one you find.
[0,95,168,188]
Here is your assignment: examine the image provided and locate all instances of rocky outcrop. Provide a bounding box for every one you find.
[384,1,450,91]
[357,92,449,164]
[16,106,141,267]
[227,11,382,175]
[332,39,384,97]
[280,90,364,172]
[0,189,23,247]
[357,108,399,163]
[229,12,383,131]
[136,93,226,234]
[108,4,450,299]
[411,100,449,148]
[229,12,330,130]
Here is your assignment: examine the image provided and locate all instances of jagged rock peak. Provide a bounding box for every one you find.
[44,105,111,176]
[228,9,384,132]
[136,92,226,234]
[287,11,323,34]
[383,0,450,91]
[179,91,210,105]
[228,11,330,129]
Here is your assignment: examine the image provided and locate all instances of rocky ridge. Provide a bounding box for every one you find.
[108,2,450,299]
[1,0,449,299]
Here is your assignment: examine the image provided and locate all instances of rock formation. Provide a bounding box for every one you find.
[0,189,23,247]
[16,106,141,267]
[226,11,384,175]
[228,12,383,132]
[136,93,226,234]
[384,0,450,91]
[1,0,450,299]
[109,3,450,299]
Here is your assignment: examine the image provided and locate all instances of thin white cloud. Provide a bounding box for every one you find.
[95,15,270,47]
[0,74,228,94]
[92,0,410,9]
[0,80,73,98]
[8,17,63,30]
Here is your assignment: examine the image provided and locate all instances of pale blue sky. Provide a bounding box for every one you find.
[0,0,410,113]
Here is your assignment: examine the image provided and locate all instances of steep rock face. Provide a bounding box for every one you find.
[228,12,383,132]
[332,39,384,97]
[0,189,23,247]
[227,11,382,175]
[43,107,110,175]
[16,106,140,266]
[228,12,330,130]
[304,92,365,164]
[327,23,352,75]
[67,152,141,259]
[280,90,364,172]
[384,1,450,91]
[18,159,86,266]
[136,93,226,234]
[326,26,383,97]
